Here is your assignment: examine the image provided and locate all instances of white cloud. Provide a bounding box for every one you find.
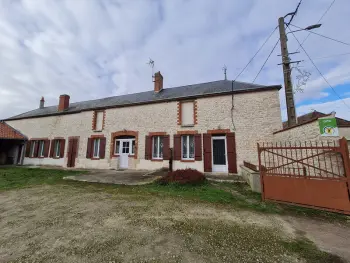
[0,0,349,119]
[281,97,350,121]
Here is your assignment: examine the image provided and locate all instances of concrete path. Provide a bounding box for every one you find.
[63,169,160,185]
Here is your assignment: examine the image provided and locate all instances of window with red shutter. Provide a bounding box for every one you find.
[173,135,181,160]
[86,138,92,158]
[162,135,170,160]
[203,134,212,172]
[145,136,151,160]
[99,137,106,159]
[194,134,202,161]
[227,133,237,173]
[25,141,31,157]
[44,140,50,158]
[60,139,65,158]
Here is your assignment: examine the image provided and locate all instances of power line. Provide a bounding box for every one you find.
[286,25,350,110]
[290,23,350,46]
[231,26,278,82]
[303,52,350,62]
[252,39,280,83]
[296,0,336,51]
[285,0,303,26]
[230,26,278,130]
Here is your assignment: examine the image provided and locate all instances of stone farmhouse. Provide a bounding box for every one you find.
[2,72,283,173]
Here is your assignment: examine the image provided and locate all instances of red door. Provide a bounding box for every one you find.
[67,138,79,167]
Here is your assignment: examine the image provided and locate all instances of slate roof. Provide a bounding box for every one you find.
[5,80,281,121]
[282,111,350,129]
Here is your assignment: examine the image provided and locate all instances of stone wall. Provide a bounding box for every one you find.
[240,165,261,193]
[6,89,282,172]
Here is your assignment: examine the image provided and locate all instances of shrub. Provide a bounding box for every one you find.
[157,168,206,185]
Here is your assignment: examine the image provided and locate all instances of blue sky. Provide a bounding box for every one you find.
[0,0,349,120]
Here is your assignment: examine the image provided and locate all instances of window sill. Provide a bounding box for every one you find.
[180,159,195,163]
[93,130,103,132]
[51,157,62,159]
[91,157,100,160]
[181,124,195,128]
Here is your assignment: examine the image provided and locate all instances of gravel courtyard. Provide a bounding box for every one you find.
[0,168,349,262]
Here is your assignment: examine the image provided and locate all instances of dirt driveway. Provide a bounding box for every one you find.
[0,184,349,263]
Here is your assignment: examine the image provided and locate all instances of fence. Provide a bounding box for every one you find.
[258,137,350,214]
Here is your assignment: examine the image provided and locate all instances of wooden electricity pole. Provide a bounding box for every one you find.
[279,17,297,127]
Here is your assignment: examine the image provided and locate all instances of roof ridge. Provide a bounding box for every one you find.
[5,79,281,121]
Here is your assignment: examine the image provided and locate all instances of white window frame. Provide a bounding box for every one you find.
[38,140,45,157]
[181,135,195,160]
[30,141,36,157]
[152,136,163,160]
[114,138,135,155]
[93,138,100,158]
[54,140,61,158]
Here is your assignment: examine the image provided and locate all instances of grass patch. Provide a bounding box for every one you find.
[0,167,348,223]
[281,237,346,263]
[0,167,85,190]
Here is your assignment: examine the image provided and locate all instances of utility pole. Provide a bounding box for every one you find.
[279,17,297,127]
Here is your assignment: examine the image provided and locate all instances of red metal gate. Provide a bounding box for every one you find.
[258,138,350,214]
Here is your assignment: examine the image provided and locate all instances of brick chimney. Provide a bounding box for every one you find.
[154,71,163,93]
[39,97,45,109]
[58,94,70,111]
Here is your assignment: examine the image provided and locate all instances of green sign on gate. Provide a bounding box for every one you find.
[318,118,339,137]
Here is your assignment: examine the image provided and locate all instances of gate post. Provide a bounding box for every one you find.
[257,143,265,201]
[339,137,350,194]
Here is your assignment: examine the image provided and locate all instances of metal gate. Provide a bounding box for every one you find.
[258,138,350,214]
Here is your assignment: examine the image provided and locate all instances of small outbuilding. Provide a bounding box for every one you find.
[0,121,27,165]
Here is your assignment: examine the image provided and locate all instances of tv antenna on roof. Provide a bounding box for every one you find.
[147,58,155,81]
[222,65,227,80]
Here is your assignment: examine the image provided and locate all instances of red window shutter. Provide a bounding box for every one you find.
[203,133,212,172]
[99,137,106,159]
[173,135,181,160]
[44,140,50,157]
[33,141,39,157]
[227,133,237,173]
[25,141,31,157]
[86,138,92,158]
[49,140,54,158]
[162,135,170,160]
[145,136,151,160]
[60,139,65,158]
[194,134,202,161]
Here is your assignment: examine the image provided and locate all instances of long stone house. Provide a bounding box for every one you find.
[3,72,282,173]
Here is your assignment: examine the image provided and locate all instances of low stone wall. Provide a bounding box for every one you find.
[240,165,261,193]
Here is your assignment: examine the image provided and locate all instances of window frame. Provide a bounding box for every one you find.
[181,135,195,160]
[38,140,45,157]
[54,140,61,158]
[152,136,163,160]
[30,141,36,157]
[92,138,100,158]
[114,138,135,156]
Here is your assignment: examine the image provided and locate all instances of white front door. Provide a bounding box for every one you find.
[119,140,130,169]
[212,136,228,173]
